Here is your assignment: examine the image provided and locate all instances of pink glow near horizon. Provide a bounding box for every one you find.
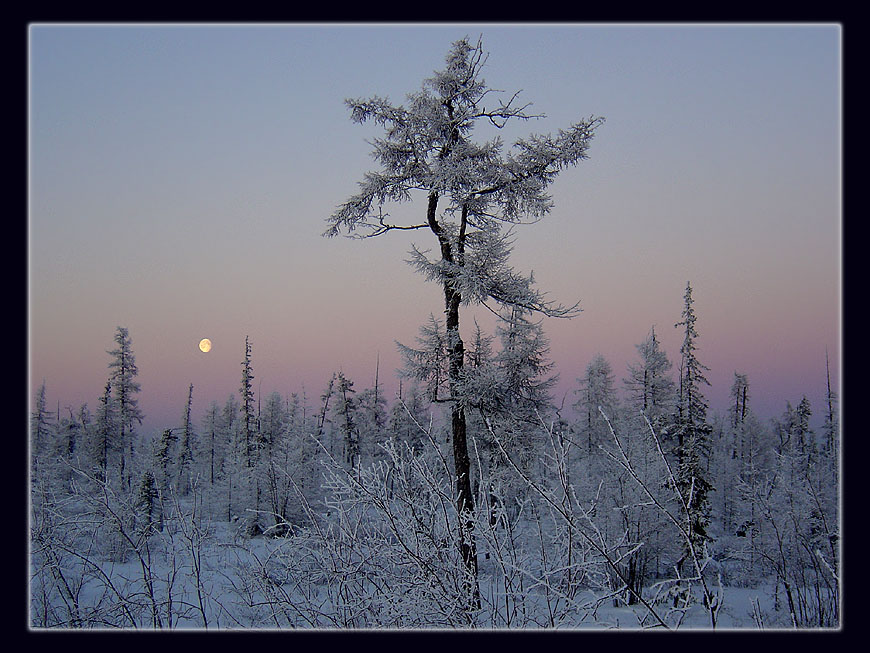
[29,25,841,437]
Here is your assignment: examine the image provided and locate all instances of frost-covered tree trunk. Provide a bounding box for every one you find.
[441,226,479,609]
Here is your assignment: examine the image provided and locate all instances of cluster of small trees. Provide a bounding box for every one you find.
[565,287,840,628]
[29,37,839,629]
[31,327,143,494]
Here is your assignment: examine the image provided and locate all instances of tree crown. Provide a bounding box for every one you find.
[326,37,603,318]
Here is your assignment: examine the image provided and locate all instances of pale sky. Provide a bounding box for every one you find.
[29,23,841,436]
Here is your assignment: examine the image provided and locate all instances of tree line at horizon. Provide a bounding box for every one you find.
[29,286,840,628]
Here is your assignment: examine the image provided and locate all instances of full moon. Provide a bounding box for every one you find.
[199,338,212,353]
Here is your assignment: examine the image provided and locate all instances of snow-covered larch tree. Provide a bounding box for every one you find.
[618,327,677,598]
[325,36,603,611]
[624,326,675,430]
[575,353,618,457]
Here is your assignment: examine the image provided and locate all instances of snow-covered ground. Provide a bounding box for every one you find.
[30,511,830,631]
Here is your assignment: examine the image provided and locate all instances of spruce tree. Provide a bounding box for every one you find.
[259,391,292,533]
[730,372,750,433]
[152,429,179,533]
[493,307,557,419]
[487,308,557,520]
[153,428,178,499]
[357,370,389,467]
[239,337,263,535]
[821,349,839,488]
[220,393,240,522]
[135,470,160,536]
[108,326,143,491]
[721,372,751,534]
[795,396,813,456]
[240,336,256,467]
[333,372,359,469]
[92,379,115,482]
[673,282,714,577]
[30,381,54,478]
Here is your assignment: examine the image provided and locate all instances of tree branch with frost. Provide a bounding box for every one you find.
[406,229,580,318]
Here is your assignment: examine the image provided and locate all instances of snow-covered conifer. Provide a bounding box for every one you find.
[107,326,143,491]
[397,314,450,403]
[239,336,256,467]
[91,380,115,482]
[672,282,714,573]
[30,381,54,478]
[176,383,195,495]
[333,372,359,469]
[574,353,618,456]
[624,326,675,428]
